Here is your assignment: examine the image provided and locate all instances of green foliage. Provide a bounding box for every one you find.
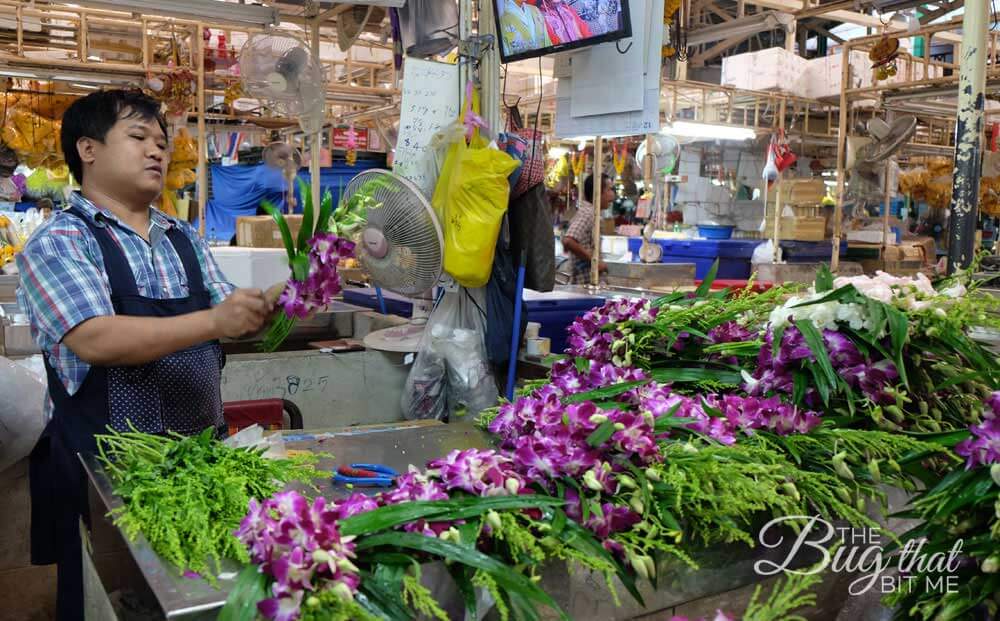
[401,568,450,621]
[742,568,822,621]
[299,590,379,621]
[96,427,320,582]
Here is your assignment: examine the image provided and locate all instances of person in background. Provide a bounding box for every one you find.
[538,0,591,45]
[499,0,553,55]
[36,197,55,219]
[17,90,279,620]
[563,172,613,284]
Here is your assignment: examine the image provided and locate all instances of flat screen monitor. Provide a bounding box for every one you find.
[493,0,632,64]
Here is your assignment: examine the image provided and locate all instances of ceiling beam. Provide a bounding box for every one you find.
[703,1,735,22]
[795,0,856,19]
[920,1,958,24]
[808,22,845,43]
[745,0,963,42]
[689,33,755,66]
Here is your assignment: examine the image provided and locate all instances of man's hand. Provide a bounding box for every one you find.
[211,289,270,338]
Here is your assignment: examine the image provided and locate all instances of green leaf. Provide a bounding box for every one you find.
[653,416,700,434]
[564,379,649,404]
[259,200,296,264]
[446,564,478,621]
[587,420,617,447]
[557,519,644,607]
[694,260,720,298]
[550,507,567,536]
[771,323,787,361]
[356,533,567,619]
[295,177,315,252]
[359,572,412,621]
[290,253,311,282]
[815,265,834,292]
[575,357,590,373]
[315,190,335,235]
[792,371,808,405]
[339,496,563,537]
[652,291,687,308]
[790,284,860,308]
[649,367,741,385]
[884,304,910,386]
[218,565,268,621]
[932,371,984,392]
[796,319,837,403]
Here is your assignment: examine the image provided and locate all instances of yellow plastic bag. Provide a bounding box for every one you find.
[431,88,518,288]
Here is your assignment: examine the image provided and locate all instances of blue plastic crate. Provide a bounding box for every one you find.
[524,290,606,354]
[626,238,758,279]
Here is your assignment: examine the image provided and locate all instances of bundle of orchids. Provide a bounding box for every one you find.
[259,180,367,352]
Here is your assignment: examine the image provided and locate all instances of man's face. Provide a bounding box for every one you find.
[84,112,168,202]
[600,182,615,209]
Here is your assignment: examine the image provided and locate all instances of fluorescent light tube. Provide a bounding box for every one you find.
[661,122,756,141]
[73,0,279,28]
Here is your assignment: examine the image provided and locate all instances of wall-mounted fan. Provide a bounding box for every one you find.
[239,32,326,136]
[262,141,302,211]
[847,115,916,208]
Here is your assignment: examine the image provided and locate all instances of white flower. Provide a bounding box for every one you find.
[940,282,967,298]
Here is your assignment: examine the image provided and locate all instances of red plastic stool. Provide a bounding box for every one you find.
[222,399,304,436]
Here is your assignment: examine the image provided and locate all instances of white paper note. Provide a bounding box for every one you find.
[393,59,461,199]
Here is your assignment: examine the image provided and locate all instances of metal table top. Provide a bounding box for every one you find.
[82,420,487,620]
[83,420,852,620]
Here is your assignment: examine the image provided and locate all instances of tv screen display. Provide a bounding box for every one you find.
[494,0,632,63]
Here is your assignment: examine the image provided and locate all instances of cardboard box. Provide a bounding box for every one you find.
[236,215,304,248]
[721,48,810,95]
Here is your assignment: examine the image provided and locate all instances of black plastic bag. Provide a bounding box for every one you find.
[485,223,527,369]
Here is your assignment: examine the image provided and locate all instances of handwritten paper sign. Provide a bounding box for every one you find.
[393,58,460,199]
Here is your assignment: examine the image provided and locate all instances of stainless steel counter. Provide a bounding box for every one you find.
[83,421,855,620]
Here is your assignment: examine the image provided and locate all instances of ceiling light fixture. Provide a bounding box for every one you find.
[72,0,279,29]
[661,122,756,141]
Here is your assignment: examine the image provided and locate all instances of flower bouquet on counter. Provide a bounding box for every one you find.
[258,179,357,352]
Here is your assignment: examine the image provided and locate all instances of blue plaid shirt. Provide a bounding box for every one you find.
[16,192,235,398]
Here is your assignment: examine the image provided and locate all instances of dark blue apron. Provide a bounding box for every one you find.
[29,207,225,620]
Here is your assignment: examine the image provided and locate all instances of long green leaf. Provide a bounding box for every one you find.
[218,565,268,621]
[315,190,335,235]
[339,496,563,537]
[557,519,644,607]
[649,367,741,385]
[356,533,568,619]
[446,564,478,620]
[814,265,834,292]
[259,200,296,264]
[587,420,617,447]
[295,177,314,251]
[884,304,910,386]
[789,284,860,308]
[694,260,720,298]
[564,379,649,404]
[796,319,836,404]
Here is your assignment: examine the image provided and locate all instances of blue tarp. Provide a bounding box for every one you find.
[200,157,385,243]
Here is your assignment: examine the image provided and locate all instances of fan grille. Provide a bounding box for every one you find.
[345,170,443,296]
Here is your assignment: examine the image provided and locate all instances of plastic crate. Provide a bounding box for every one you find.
[524,290,606,354]
[779,240,849,263]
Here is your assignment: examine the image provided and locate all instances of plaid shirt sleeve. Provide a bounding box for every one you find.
[172,220,236,305]
[15,218,115,346]
[564,203,594,250]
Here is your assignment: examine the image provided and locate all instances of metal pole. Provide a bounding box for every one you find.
[832,41,852,273]
[310,17,322,222]
[948,0,988,273]
[591,137,603,286]
[196,23,207,236]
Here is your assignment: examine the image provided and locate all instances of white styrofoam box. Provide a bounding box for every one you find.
[600,235,630,256]
[804,52,945,99]
[721,48,809,96]
[210,247,290,291]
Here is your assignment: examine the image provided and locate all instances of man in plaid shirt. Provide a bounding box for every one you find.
[17,90,278,619]
[563,172,613,284]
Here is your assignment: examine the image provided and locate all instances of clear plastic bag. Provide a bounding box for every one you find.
[401,288,497,420]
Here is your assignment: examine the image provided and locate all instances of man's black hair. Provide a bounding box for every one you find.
[61,89,167,184]
[583,172,611,203]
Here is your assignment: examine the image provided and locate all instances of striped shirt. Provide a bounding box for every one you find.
[16,192,235,397]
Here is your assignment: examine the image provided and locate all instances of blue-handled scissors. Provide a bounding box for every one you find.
[333,463,398,487]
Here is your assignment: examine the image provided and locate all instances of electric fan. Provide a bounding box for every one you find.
[340,169,444,352]
[238,32,326,135]
[262,141,303,211]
